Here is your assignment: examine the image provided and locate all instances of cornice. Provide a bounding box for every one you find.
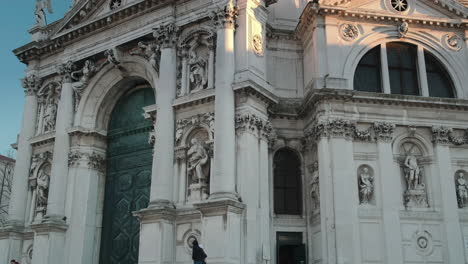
[30,132,56,147]
[173,88,215,110]
[14,0,173,64]
[296,2,468,37]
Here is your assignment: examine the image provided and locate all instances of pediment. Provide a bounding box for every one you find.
[322,0,468,19]
[50,0,113,36]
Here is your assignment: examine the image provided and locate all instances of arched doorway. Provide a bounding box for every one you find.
[99,87,155,264]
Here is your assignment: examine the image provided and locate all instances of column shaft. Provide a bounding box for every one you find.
[47,81,74,220]
[149,46,177,206]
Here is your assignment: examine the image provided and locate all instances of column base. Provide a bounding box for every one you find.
[147,199,176,210]
[208,191,240,202]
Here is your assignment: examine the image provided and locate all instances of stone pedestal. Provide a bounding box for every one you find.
[30,222,68,264]
[404,186,429,208]
[194,200,245,264]
[188,183,209,202]
[134,208,175,264]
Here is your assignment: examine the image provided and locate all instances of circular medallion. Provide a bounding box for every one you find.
[444,33,462,51]
[252,34,264,56]
[413,230,433,256]
[340,24,359,41]
[391,0,409,12]
[183,230,201,254]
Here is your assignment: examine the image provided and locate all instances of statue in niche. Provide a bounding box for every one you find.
[358,166,374,204]
[188,50,208,93]
[456,171,468,208]
[309,162,320,211]
[42,85,58,133]
[186,130,211,202]
[35,164,50,220]
[188,138,209,183]
[400,142,428,208]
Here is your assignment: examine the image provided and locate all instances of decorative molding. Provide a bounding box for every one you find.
[210,6,239,29]
[373,122,396,143]
[153,23,180,49]
[305,118,355,141]
[68,151,106,172]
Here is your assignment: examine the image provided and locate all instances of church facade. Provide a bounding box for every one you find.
[1,0,468,263]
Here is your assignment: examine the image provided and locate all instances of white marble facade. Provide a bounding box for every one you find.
[2,0,468,263]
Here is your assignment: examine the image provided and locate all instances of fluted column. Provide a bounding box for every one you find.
[45,64,74,223]
[149,23,178,208]
[7,75,40,225]
[209,5,239,200]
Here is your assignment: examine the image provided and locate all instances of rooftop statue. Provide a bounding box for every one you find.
[35,0,53,27]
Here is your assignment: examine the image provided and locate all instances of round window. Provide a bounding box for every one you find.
[110,0,122,10]
[390,0,409,12]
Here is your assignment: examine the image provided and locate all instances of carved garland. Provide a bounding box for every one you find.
[432,126,468,145]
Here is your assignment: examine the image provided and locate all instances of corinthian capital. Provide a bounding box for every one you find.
[153,23,180,48]
[373,122,396,142]
[57,61,75,83]
[432,126,452,145]
[21,74,43,96]
[211,6,238,29]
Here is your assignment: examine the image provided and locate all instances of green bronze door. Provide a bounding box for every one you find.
[100,88,155,264]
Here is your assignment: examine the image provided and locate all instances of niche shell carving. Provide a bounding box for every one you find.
[340,24,359,41]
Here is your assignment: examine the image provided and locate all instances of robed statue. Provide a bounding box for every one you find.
[35,0,53,27]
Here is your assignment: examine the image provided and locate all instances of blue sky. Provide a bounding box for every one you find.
[0,1,73,157]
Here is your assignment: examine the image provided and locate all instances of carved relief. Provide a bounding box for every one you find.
[399,141,428,209]
[432,126,468,146]
[398,22,409,38]
[340,24,359,41]
[131,41,161,72]
[455,170,468,208]
[36,81,60,135]
[177,29,215,96]
[358,165,374,205]
[235,112,274,141]
[29,152,52,223]
[413,230,433,256]
[444,33,462,51]
[252,34,264,56]
[373,122,396,142]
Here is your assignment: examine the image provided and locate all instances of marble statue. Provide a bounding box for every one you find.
[456,171,468,208]
[71,60,96,93]
[36,167,50,209]
[188,51,208,93]
[35,0,53,27]
[404,149,420,190]
[310,162,320,210]
[187,138,209,183]
[42,85,58,133]
[359,167,374,204]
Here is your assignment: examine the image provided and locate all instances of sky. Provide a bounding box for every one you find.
[0,1,73,157]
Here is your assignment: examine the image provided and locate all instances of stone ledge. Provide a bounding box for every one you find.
[30,221,68,235]
[194,199,245,216]
[133,207,176,223]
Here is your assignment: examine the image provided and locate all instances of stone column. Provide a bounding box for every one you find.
[8,75,40,225]
[209,5,239,201]
[0,75,40,262]
[432,127,465,263]
[417,46,430,97]
[373,122,404,263]
[46,65,74,223]
[149,23,179,208]
[326,119,362,264]
[258,121,272,264]
[65,146,105,264]
[207,45,215,90]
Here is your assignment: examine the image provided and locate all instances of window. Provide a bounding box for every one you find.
[274,148,302,215]
[387,42,419,95]
[354,46,382,93]
[353,42,455,98]
[424,51,455,98]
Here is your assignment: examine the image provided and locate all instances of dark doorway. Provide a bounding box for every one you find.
[99,87,155,264]
[277,232,306,264]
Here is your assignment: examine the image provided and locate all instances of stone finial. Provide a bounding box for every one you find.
[153,23,180,48]
[210,6,239,29]
[373,122,395,142]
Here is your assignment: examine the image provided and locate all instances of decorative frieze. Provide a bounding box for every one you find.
[373,122,396,142]
[153,23,180,48]
[210,6,239,29]
[432,126,468,146]
[306,118,356,141]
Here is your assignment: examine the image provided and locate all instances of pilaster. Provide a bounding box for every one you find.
[432,126,465,263]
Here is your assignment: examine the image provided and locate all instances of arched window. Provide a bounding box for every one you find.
[424,51,455,98]
[354,46,382,93]
[353,42,455,98]
[273,148,302,215]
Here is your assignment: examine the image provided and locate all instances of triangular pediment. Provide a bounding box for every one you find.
[50,0,112,36]
[322,0,468,19]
